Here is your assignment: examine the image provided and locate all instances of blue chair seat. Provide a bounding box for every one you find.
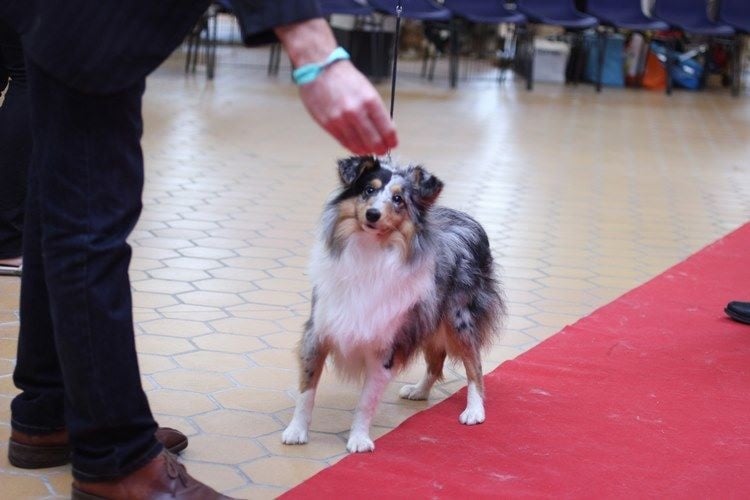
[719,0,750,33]
[663,19,735,37]
[654,0,735,37]
[517,1,597,30]
[367,0,451,21]
[444,0,526,25]
[319,0,373,17]
[587,6,668,31]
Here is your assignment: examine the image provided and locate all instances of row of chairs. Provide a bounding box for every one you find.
[187,1,749,96]
[319,0,749,96]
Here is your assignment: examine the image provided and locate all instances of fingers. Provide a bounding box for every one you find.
[299,63,399,155]
[365,99,398,153]
[324,102,392,156]
[335,98,396,156]
[330,116,368,155]
[347,104,386,156]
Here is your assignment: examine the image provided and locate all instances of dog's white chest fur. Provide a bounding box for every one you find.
[310,233,434,359]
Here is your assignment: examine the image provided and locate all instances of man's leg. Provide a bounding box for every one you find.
[12,57,160,481]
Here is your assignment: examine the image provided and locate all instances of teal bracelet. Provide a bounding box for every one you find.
[292,47,350,85]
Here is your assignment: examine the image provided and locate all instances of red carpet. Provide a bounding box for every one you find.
[283,223,750,498]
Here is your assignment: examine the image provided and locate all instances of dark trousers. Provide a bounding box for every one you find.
[11,58,162,481]
[0,19,30,259]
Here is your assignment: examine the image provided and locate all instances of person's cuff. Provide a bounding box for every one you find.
[232,0,323,46]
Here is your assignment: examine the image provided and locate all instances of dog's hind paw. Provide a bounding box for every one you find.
[459,405,485,425]
[346,434,375,453]
[282,423,309,445]
[399,383,430,400]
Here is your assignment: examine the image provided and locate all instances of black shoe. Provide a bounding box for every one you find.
[725,301,750,325]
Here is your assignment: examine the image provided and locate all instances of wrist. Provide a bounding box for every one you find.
[275,18,338,67]
[292,47,350,85]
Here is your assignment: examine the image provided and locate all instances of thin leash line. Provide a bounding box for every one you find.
[389,0,403,120]
[387,0,403,160]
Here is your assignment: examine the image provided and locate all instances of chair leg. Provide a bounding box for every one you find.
[449,19,459,89]
[429,48,437,81]
[207,9,218,80]
[732,34,742,97]
[527,32,535,91]
[191,29,201,74]
[665,38,674,96]
[267,44,275,76]
[519,27,534,91]
[421,44,430,78]
[185,32,195,74]
[268,43,281,76]
[573,33,587,85]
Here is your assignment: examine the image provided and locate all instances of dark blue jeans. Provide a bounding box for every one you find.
[11,58,162,481]
[0,19,30,259]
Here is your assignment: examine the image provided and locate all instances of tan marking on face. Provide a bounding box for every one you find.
[337,198,356,222]
[384,218,413,261]
[331,199,361,249]
[370,178,382,190]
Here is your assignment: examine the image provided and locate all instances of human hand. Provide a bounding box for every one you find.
[297,60,398,155]
[275,18,398,156]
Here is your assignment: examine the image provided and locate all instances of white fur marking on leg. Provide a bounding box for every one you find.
[347,361,392,453]
[346,432,375,453]
[459,382,485,425]
[282,389,316,445]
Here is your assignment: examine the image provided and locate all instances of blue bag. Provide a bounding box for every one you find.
[584,33,625,87]
[650,42,704,90]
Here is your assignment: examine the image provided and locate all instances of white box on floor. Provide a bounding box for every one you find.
[533,39,570,84]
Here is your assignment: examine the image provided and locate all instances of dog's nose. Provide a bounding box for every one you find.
[365,209,381,223]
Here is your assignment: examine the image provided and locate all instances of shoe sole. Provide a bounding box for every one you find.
[8,440,72,469]
[725,307,750,325]
[8,439,187,469]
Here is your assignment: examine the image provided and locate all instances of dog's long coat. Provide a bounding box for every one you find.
[282,156,505,452]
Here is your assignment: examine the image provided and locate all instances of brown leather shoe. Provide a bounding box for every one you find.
[8,427,188,469]
[71,450,233,500]
[7,428,70,469]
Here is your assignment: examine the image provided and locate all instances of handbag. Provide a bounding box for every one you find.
[650,42,705,90]
[641,49,667,90]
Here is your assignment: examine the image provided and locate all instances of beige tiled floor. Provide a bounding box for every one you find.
[1,45,750,499]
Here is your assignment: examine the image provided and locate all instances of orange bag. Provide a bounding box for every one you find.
[640,50,667,90]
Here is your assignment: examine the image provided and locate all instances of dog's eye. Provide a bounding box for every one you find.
[392,194,404,205]
[364,186,375,196]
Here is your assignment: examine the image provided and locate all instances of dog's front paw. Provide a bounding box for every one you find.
[459,405,485,425]
[399,383,429,400]
[346,433,375,453]
[282,422,309,445]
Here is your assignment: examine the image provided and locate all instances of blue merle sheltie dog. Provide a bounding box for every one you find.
[282,156,505,453]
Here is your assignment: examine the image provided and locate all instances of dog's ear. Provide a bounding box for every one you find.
[337,156,377,187]
[409,165,443,208]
